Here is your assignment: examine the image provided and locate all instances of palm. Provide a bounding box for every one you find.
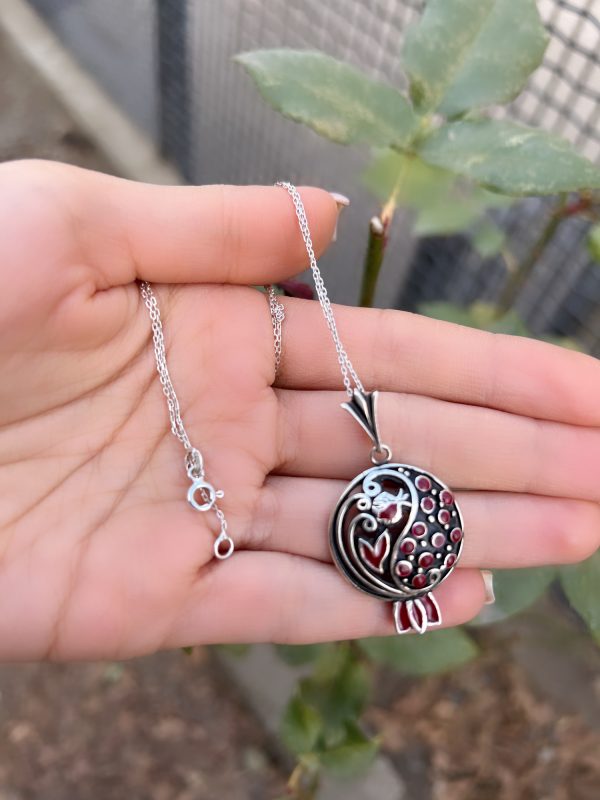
[1,161,599,662]
[2,248,279,657]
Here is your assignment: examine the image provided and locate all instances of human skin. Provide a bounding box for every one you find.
[0,159,598,661]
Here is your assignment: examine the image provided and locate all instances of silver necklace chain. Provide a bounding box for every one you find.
[140,181,365,562]
[139,280,234,560]
[275,181,364,398]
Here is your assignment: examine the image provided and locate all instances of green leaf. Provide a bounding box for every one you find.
[318,722,379,777]
[402,0,548,115]
[418,119,600,196]
[281,695,323,755]
[359,628,479,675]
[235,49,418,147]
[362,150,512,236]
[471,219,505,258]
[588,224,600,263]
[473,566,556,625]
[560,551,600,639]
[363,149,454,206]
[299,649,370,730]
[275,644,327,666]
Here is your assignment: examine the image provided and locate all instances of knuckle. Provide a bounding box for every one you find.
[270,556,307,644]
[248,482,279,550]
[216,184,242,282]
[375,307,405,386]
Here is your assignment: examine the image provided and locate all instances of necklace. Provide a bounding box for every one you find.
[276,182,464,635]
[139,281,235,560]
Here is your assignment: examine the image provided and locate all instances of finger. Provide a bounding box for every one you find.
[22,162,339,287]
[276,297,600,427]
[169,553,485,645]
[275,389,600,501]
[245,477,600,567]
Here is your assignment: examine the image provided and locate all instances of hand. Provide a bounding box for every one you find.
[0,160,598,661]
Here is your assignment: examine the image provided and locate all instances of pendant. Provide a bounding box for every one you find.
[329,390,463,635]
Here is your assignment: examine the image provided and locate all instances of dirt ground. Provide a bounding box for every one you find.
[0,650,285,800]
[1,17,600,800]
[369,622,600,800]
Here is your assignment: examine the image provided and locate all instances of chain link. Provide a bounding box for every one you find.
[139,281,193,450]
[139,280,234,559]
[275,181,364,397]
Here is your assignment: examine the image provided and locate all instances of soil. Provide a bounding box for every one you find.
[0,649,285,800]
[368,616,600,800]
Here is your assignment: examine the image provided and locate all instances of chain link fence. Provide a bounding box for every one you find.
[28,0,600,348]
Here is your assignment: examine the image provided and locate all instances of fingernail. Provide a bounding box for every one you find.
[481,570,495,605]
[330,192,350,241]
[329,191,350,208]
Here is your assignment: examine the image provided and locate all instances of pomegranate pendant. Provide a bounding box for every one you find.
[329,390,463,635]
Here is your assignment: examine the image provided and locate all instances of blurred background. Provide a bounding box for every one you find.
[0,1,599,798]
[22,0,600,346]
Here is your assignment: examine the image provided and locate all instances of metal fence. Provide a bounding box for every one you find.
[28,0,600,349]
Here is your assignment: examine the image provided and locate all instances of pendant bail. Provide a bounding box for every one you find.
[342,389,392,463]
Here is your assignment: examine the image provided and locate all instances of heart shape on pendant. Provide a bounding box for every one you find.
[358,531,391,573]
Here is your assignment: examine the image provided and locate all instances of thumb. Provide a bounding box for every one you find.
[60,164,341,287]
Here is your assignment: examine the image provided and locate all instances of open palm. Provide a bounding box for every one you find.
[1,160,599,661]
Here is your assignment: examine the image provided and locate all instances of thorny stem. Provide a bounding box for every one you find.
[358,156,410,308]
[495,193,569,316]
[359,215,389,308]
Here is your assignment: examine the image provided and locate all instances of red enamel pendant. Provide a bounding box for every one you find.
[329,390,464,635]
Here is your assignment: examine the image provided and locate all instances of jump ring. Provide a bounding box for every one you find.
[370,444,392,465]
[214,532,235,560]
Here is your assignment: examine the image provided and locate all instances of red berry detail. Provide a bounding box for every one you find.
[431,532,446,549]
[400,538,416,555]
[440,489,454,505]
[421,496,435,513]
[438,509,450,525]
[396,560,413,577]
[419,553,435,568]
[445,554,457,568]
[416,475,432,492]
[450,527,463,543]
[412,574,427,589]
[412,521,427,538]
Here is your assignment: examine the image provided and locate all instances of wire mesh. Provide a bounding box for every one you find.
[26,0,600,348]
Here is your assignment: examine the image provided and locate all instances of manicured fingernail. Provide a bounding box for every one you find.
[330,192,350,241]
[482,570,495,605]
[329,191,350,208]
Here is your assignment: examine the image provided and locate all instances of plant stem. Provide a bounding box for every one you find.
[359,215,388,308]
[495,194,568,316]
[287,757,320,799]
[358,154,410,308]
